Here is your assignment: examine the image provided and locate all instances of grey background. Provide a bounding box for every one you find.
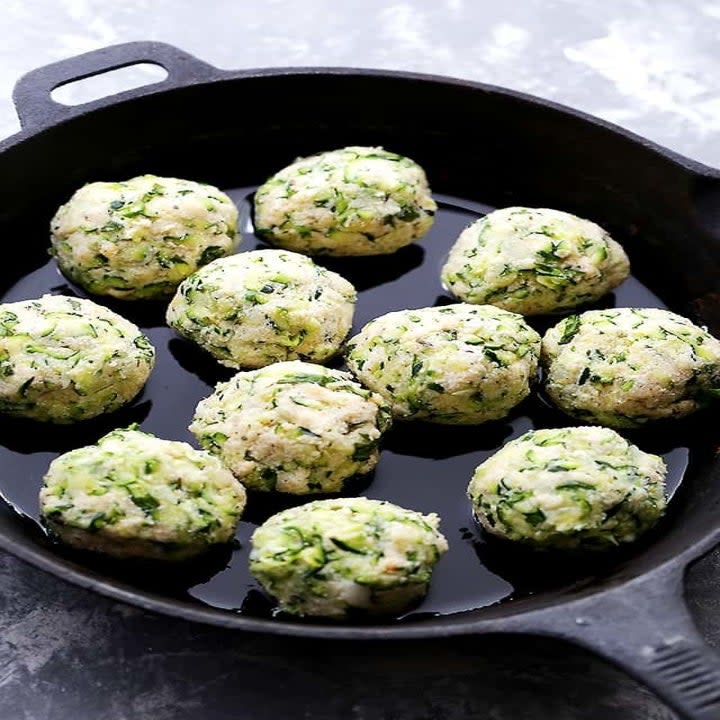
[1,1,719,718]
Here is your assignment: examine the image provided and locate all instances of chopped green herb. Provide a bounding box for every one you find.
[199,245,227,266]
[559,315,581,344]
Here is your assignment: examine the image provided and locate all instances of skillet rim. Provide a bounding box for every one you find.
[2,61,720,177]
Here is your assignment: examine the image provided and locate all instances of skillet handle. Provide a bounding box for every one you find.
[507,563,720,719]
[12,41,221,131]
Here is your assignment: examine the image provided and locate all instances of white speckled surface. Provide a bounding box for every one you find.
[3,0,720,170]
[1,2,719,719]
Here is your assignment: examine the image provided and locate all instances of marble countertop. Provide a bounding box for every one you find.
[1,1,719,718]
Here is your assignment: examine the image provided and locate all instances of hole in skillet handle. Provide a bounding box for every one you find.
[50,64,169,107]
[11,41,221,132]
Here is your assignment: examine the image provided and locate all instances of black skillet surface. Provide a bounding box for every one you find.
[0,190,696,620]
[0,42,719,719]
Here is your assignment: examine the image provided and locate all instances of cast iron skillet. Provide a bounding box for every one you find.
[1,42,720,719]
